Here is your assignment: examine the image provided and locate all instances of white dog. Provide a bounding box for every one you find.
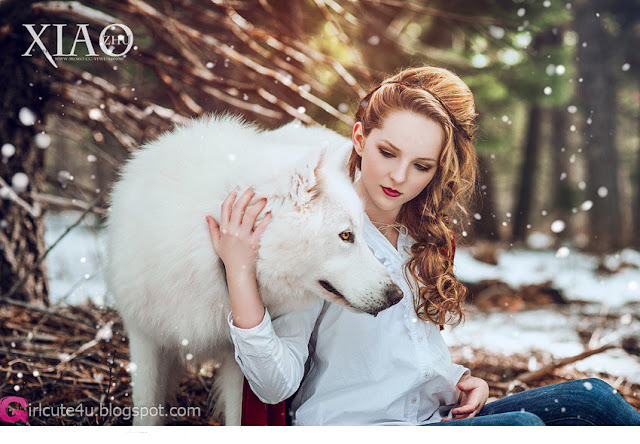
[105,113,403,425]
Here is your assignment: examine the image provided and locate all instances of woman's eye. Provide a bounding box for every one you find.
[415,164,431,172]
[339,231,354,243]
[378,148,394,158]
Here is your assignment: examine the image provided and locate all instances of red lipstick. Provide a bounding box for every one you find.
[382,186,401,197]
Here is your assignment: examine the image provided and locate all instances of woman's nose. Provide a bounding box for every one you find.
[389,165,407,184]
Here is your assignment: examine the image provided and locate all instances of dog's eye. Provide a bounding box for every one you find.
[339,231,354,243]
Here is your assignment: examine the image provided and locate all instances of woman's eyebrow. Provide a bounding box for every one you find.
[380,139,437,162]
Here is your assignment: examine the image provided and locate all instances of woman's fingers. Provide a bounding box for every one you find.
[251,211,272,242]
[230,187,255,227]
[205,216,220,252]
[242,197,267,230]
[220,187,240,226]
[451,404,476,416]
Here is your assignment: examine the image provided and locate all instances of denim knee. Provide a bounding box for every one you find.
[580,378,616,404]
[581,377,612,394]
[504,411,545,426]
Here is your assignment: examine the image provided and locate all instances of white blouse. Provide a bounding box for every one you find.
[227,212,469,425]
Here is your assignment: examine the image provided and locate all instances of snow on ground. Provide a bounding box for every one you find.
[45,211,109,306]
[446,247,640,383]
[44,211,640,382]
[453,247,640,307]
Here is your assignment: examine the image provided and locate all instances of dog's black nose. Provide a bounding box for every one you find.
[385,284,403,306]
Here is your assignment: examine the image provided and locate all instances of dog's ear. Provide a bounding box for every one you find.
[323,140,352,175]
[290,146,327,210]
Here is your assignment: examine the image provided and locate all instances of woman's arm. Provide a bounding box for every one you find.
[206,186,270,329]
[206,186,322,403]
[227,300,324,404]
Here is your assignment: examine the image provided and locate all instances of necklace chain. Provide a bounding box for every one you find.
[371,221,408,236]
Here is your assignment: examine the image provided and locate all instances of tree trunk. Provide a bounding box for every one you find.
[634,88,640,249]
[550,107,573,240]
[0,0,51,305]
[574,0,623,253]
[512,106,544,242]
[474,155,499,240]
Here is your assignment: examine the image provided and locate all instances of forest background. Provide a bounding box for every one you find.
[1,0,639,425]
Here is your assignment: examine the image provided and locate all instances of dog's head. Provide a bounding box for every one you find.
[255,136,403,317]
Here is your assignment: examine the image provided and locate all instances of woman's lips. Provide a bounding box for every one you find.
[382,186,401,197]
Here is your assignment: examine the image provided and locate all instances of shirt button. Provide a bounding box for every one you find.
[411,398,417,404]
[418,337,423,342]
[424,372,430,378]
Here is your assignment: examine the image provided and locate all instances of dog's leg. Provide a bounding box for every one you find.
[129,331,167,426]
[159,348,184,414]
[215,356,244,426]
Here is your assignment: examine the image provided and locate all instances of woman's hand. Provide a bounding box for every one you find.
[206,186,272,276]
[442,375,489,422]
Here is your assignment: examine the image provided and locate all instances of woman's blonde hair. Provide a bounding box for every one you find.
[347,66,478,327]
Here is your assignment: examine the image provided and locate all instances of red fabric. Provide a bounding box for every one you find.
[450,231,456,262]
[241,377,287,426]
[240,232,457,423]
[438,230,456,263]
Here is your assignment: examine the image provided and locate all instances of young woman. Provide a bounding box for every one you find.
[206,66,640,426]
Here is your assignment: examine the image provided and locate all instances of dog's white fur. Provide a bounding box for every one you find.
[106,113,403,425]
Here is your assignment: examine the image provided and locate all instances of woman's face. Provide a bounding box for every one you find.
[352,110,444,223]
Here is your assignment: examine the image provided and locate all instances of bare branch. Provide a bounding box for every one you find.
[361,0,514,26]
[0,175,42,218]
[32,1,120,25]
[1,187,110,301]
[30,192,109,215]
[515,344,617,384]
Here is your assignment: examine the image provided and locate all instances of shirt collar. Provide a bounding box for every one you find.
[362,212,414,264]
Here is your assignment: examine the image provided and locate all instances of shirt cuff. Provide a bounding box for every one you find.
[453,364,471,402]
[227,307,278,358]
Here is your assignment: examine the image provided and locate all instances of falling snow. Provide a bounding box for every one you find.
[35,132,51,149]
[368,35,380,45]
[88,108,103,120]
[597,186,608,198]
[489,26,505,39]
[580,200,593,211]
[1,143,16,158]
[19,107,36,126]
[550,220,566,233]
[11,172,29,193]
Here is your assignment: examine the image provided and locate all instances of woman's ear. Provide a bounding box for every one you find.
[352,121,365,156]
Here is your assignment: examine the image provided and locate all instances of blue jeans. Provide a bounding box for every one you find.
[425,378,640,426]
